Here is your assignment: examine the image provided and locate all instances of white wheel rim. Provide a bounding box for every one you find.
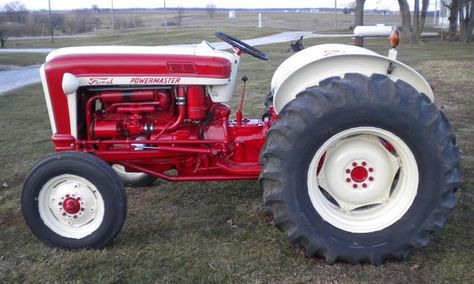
[307,127,419,233]
[38,174,105,239]
[112,164,148,180]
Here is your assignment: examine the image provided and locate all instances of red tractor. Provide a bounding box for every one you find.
[22,32,460,265]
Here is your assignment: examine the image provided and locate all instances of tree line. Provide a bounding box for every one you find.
[354,0,473,43]
[0,1,144,47]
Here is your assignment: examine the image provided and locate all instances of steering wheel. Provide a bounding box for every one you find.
[215,31,268,61]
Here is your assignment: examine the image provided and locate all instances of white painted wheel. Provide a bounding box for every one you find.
[112,164,156,187]
[38,174,105,239]
[22,152,127,249]
[307,127,418,233]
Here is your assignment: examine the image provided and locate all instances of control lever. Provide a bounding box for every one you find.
[236,76,248,126]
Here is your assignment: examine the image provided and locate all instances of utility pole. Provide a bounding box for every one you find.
[111,0,115,32]
[163,0,168,35]
[48,0,53,43]
[334,0,338,31]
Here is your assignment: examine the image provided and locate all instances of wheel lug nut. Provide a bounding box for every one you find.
[62,212,66,216]
[345,169,351,174]
[353,184,358,189]
[346,178,351,183]
[362,161,367,166]
[369,168,374,172]
[369,177,374,181]
[58,202,62,205]
[352,162,358,167]
[362,183,367,188]
[81,208,85,211]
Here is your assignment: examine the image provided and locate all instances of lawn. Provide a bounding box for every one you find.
[0,53,46,68]
[0,34,473,282]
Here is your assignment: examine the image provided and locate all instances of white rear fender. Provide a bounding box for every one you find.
[271,44,433,114]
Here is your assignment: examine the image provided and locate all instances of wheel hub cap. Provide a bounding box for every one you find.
[346,161,376,189]
[63,197,81,214]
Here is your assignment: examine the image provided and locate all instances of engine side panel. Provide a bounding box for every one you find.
[42,53,232,136]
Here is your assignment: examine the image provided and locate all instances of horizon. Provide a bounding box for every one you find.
[0,0,438,12]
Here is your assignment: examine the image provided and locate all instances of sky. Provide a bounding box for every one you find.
[0,0,437,11]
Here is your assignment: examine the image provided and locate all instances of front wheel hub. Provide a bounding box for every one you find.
[38,174,104,239]
[63,197,81,214]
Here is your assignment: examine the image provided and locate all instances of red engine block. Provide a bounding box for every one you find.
[53,85,275,181]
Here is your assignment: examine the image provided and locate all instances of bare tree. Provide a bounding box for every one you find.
[49,13,64,43]
[413,0,430,38]
[397,0,430,43]
[4,1,28,23]
[0,23,8,48]
[0,8,10,47]
[206,3,216,19]
[398,0,413,42]
[441,0,473,42]
[459,0,474,42]
[354,0,366,26]
[442,0,460,36]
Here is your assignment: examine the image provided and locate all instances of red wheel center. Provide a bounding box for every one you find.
[63,198,81,214]
[351,166,368,183]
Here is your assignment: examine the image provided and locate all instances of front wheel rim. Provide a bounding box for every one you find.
[307,127,419,233]
[38,174,105,239]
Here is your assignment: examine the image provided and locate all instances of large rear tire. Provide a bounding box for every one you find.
[22,152,127,249]
[259,73,460,265]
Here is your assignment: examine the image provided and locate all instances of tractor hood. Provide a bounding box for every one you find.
[46,41,233,63]
[43,41,237,88]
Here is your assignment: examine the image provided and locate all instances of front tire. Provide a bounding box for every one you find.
[22,152,127,249]
[260,73,460,265]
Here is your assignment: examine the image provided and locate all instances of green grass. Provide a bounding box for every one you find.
[5,26,279,49]
[0,36,473,282]
[0,53,46,67]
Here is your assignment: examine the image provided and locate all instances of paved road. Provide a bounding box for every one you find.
[0,48,55,54]
[0,31,352,95]
[10,34,95,41]
[0,65,41,95]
